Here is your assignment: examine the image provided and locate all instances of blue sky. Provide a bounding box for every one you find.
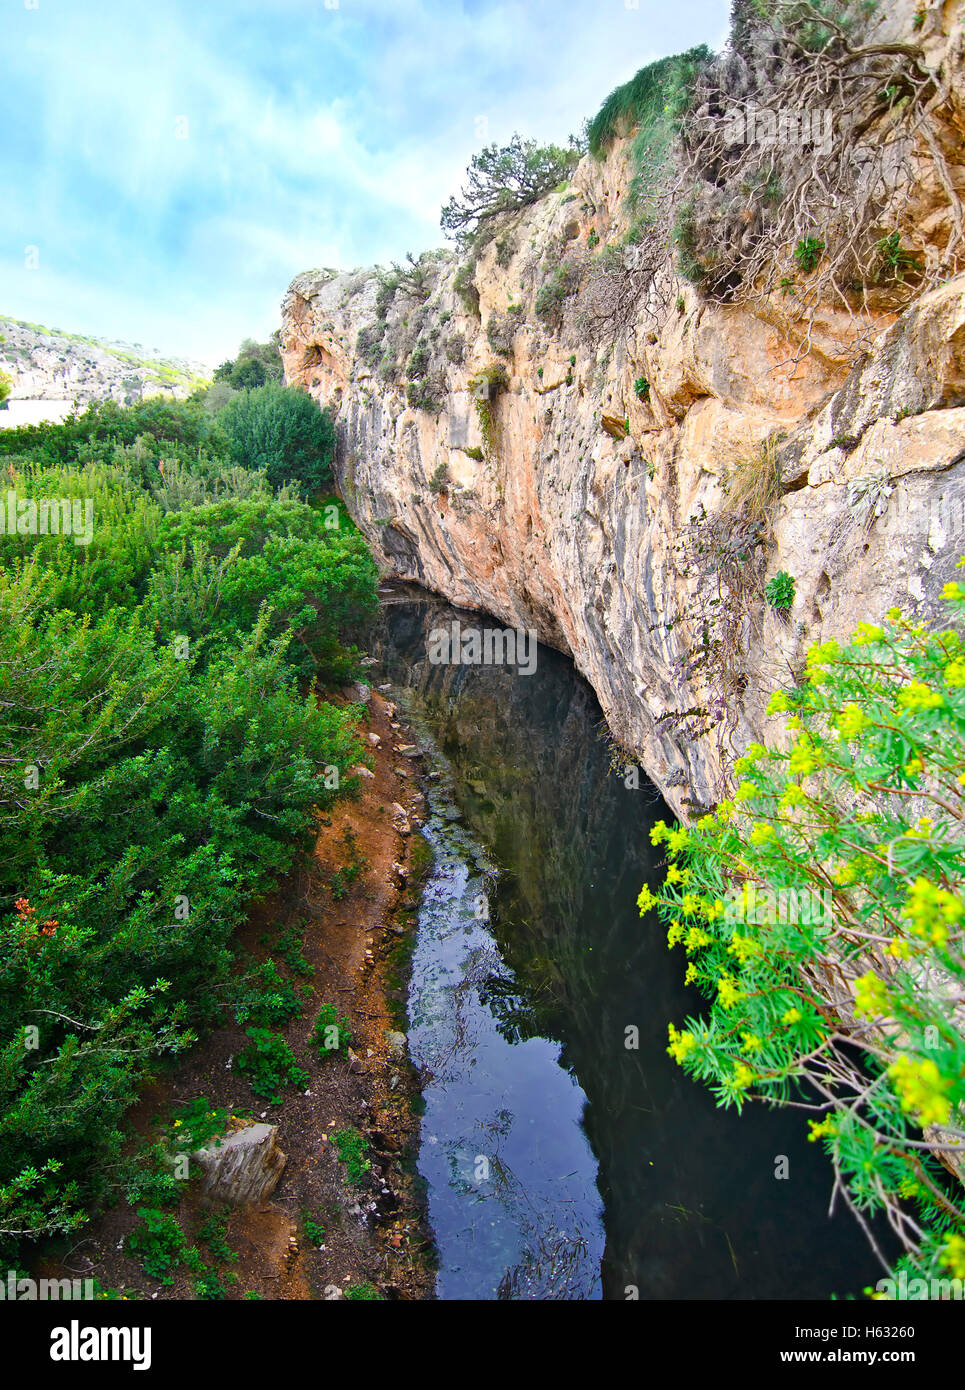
[1,0,729,365]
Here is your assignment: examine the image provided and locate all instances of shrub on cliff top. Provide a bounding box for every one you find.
[586,47,712,159]
[441,134,583,246]
[640,576,965,1292]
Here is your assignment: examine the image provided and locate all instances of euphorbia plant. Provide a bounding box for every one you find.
[641,570,965,1293]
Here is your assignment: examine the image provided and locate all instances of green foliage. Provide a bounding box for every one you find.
[876,231,920,284]
[302,1213,326,1245]
[153,497,379,681]
[534,263,580,325]
[234,1028,309,1105]
[633,377,650,401]
[218,384,335,497]
[344,1281,385,1300]
[275,923,315,979]
[453,262,480,318]
[468,363,509,460]
[486,307,523,357]
[405,379,443,415]
[793,237,826,275]
[311,1003,352,1059]
[212,336,283,391]
[332,1128,371,1184]
[125,1209,189,1285]
[428,463,449,494]
[232,960,303,1026]
[196,1208,238,1265]
[673,201,710,287]
[441,134,583,244]
[0,395,218,466]
[0,369,11,407]
[587,47,712,160]
[166,1099,230,1152]
[0,397,376,1267]
[495,233,516,267]
[642,580,965,1288]
[764,569,796,611]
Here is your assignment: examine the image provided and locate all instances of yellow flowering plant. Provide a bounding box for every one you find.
[640,579,965,1293]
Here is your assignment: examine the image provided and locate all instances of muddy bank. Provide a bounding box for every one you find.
[40,690,435,1301]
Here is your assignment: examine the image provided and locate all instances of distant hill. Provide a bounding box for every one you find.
[0,316,210,421]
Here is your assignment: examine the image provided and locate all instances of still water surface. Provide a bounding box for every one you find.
[378,595,878,1301]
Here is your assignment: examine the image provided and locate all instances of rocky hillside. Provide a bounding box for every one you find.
[281,0,965,820]
[0,315,209,408]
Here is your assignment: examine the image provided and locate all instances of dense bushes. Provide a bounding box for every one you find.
[218,383,335,497]
[212,336,284,391]
[0,386,337,502]
[0,396,376,1266]
[641,580,965,1291]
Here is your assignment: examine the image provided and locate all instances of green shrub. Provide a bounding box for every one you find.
[634,377,650,401]
[0,397,375,1268]
[495,233,516,267]
[534,263,579,325]
[332,1128,371,1183]
[302,1213,326,1245]
[345,1281,384,1300]
[233,960,303,1026]
[453,262,480,318]
[793,237,826,275]
[405,378,442,415]
[673,201,710,287]
[311,1003,352,1058]
[641,579,965,1290]
[166,1098,230,1152]
[428,463,449,494]
[765,570,796,611]
[234,1028,309,1104]
[876,231,920,284]
[125,1208,189,1285]
[218,384,335,497]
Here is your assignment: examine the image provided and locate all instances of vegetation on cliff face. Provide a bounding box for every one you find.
[441,133,584,248]
[642,582,965,1292]
[0,394,379,1269]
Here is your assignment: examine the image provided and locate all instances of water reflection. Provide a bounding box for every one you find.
[378,594,879,1301]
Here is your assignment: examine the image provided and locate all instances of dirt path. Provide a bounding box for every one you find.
[43,690,436,1301]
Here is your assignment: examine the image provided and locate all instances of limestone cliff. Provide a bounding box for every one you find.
[281,1,965,819]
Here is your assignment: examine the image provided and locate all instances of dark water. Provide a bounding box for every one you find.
[377,594,879,1301]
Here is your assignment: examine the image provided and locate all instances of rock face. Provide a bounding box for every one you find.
[0,316,207,410]
[194,1122,287,1208]
[281,11,965,820]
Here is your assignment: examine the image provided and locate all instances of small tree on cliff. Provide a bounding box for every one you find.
[219,383,335,497]
[441,134,584,247]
